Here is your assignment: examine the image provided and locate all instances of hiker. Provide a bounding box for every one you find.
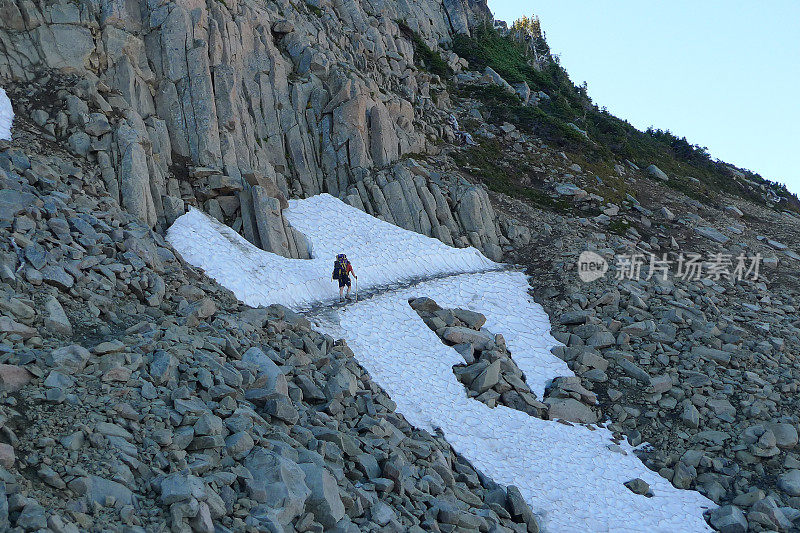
[332,253,357,301]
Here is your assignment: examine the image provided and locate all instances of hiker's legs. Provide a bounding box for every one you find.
[343,278,352,299]
[338,277,350,300]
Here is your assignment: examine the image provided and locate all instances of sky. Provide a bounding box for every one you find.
[486,1,800,194]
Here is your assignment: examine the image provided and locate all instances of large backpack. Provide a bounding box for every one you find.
[332,257,348,280]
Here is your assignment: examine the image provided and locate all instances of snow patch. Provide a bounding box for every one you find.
[0,87,13,140]
[313,276,713,533]
[168,194,714,532]
[167,194,496,309]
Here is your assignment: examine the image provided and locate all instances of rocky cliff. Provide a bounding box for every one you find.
[0,0,505,258]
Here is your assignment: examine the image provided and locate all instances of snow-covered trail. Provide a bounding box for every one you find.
[168,195,714,532]
[309,269,569,399]
[312,273,713,532]
[168,194,497,309]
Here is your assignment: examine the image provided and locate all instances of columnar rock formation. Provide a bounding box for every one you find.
[0,0,502,257]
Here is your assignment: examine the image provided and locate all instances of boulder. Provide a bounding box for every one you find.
[44,295,72,336]
[545,398,597,424]
[49,345,90,374]
[709,505,747,533]
[70,476,134,508]
[162,195,185,226]
[116,121,157,227]
[648,374,672,394]
[244,448,310,525]
[506,485,539,532]
[513,81,532,104]
[0,189,36,221]
[778,470,800,496]
[694,226,730,244]
[159,472,205,505]
[453,308,487,329]
[482,67,515,94]
[555,183,588,198]
[681,403,700,429]
[624,478,651,496]
[617,358,650,383]
[242,347,288,398]
[724,205,743,218]
[252,186,293,258]
[0,443,15,468]
[0,316,37,339]
[0,364,33,392]
[767,423,798,449]
[645,164,668,181]
[692,346,732,365]
[41,265,74,290]
[149,351,178,385]
[225,432,255,461]
[298,463,346,528]
[16,502,47,531]
[471,360,501,393]
[441,326,494,351]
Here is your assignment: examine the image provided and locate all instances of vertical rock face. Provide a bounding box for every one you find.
[250,185,309,259]
[0,0,502,258]
[341,160,504,260]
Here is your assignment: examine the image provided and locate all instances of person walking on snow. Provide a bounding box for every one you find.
[332,254,357,301]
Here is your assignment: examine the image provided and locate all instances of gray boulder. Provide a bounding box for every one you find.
[162,195,185,226]
[691,346,732,365]
[69,476,134,508]
[49,345,90,374]
[471,360,501,393]
[482,67,515,94]
[617,358,650,383]
[16,501,47,530]
[242,347,288,398]
[44,295,72,336]
[545,398,598,424]
[778,470,800,496]
[116,121,157,227]
[767,423,798,449]
[298,462,345,528]
[694,226,730,244]
[709,505,747,533]
[506,485,539,532]
[624,478,651,496]
[149,351,178,385]
[0,189,36,222]
[244,448,310,525]
[453,308,487,329]
[645,164,669,181]
[441,326,494,351]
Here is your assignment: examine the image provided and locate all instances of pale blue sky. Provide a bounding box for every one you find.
[487,1,800,194]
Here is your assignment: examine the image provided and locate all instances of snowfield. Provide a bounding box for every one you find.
[168,194,496,309]
[318,284,714,532]
[0,87,13,140]
[168,195,714,532]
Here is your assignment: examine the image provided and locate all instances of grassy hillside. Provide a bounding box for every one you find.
[450,22,799,212]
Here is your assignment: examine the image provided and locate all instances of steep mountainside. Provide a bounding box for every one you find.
[1,0,509,261]
[2,1,800,532]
